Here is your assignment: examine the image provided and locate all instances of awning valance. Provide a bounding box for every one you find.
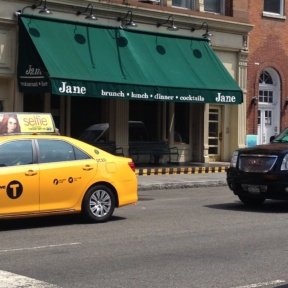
[18,15,243,104]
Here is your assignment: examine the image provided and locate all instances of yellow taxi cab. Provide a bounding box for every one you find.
[0,113,138,223]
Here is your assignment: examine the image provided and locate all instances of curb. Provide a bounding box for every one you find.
[135,166,228,176]
[138,180,227,191]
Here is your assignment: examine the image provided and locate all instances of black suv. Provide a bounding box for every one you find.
[227,128,288,206]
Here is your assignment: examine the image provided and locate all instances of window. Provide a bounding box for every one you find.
[259,71,273,85]
[175,103,189,144]
[257,110,272,125]
[172,0,195,9]
[265,110,272,125]
[74,147,91,160]
[0,140,33,167]
[208,108,220,155]
[129,121,150,142]
[263,0,284,18]
[259,90,273,103]
[38,140,90,163]
[258,71,274,104]
[204,0,224,14]
[172,0,225,13]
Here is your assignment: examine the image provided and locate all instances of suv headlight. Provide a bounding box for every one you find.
[230,151,239,168]
[281,154,288,170]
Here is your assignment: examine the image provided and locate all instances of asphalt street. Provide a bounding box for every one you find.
[1,185,288,288]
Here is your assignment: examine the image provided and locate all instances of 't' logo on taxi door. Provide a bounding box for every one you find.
[7,181,23,199]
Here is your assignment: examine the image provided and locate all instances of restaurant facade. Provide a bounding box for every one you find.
[0,0,252,163]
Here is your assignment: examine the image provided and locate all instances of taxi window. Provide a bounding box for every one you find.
[38,140,90,163]
[0,140,33,167]
[74,147,91,160]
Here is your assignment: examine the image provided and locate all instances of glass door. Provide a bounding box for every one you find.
[257,109,275,144]
[208,107,222,161]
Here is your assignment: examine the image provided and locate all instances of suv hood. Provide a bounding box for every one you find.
[240,143,288,155]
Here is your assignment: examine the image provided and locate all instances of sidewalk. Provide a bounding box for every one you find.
[138,172,227,191]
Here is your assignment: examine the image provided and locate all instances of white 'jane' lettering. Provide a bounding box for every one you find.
[215,93,236,103]
[59,82,86,95]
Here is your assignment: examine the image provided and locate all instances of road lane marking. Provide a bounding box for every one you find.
[0,242,81,253]
[231,279,286,288]
[0,270,61,288]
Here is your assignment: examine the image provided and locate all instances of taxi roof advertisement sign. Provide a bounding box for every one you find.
[0,113,56,135]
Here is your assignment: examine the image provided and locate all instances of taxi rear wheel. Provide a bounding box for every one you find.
[82,185,116,222]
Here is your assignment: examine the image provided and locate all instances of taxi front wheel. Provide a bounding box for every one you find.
[82,185,116,222]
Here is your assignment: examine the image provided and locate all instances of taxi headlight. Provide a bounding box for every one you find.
[281,154,288,170]
[230,151,239,168]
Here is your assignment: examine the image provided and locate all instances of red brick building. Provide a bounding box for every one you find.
[246,0,288,144]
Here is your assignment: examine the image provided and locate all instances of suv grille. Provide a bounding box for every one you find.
[239,154,278,173]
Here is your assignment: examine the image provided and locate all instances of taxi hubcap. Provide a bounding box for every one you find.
[90,189,111,217]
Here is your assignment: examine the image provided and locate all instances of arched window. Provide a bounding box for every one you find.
[259,71,273,85]
[258,71,273,103]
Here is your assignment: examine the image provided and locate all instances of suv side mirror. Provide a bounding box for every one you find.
[270,135,276,142]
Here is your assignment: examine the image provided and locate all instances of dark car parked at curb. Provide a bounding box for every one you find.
[227,128,288,206]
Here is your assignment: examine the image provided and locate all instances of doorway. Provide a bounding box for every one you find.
[257,69,280,144]
[208,106,222,161]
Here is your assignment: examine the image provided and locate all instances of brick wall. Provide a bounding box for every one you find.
[245,0,288,134]
[226,0,233,16]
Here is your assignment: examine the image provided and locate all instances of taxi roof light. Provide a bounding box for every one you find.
[0,112,57,136]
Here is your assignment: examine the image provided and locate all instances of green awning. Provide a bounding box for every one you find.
[18,15,243,104]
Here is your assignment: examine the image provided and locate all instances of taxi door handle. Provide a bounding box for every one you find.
[83,165,93,171]
[25,170,38,176]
